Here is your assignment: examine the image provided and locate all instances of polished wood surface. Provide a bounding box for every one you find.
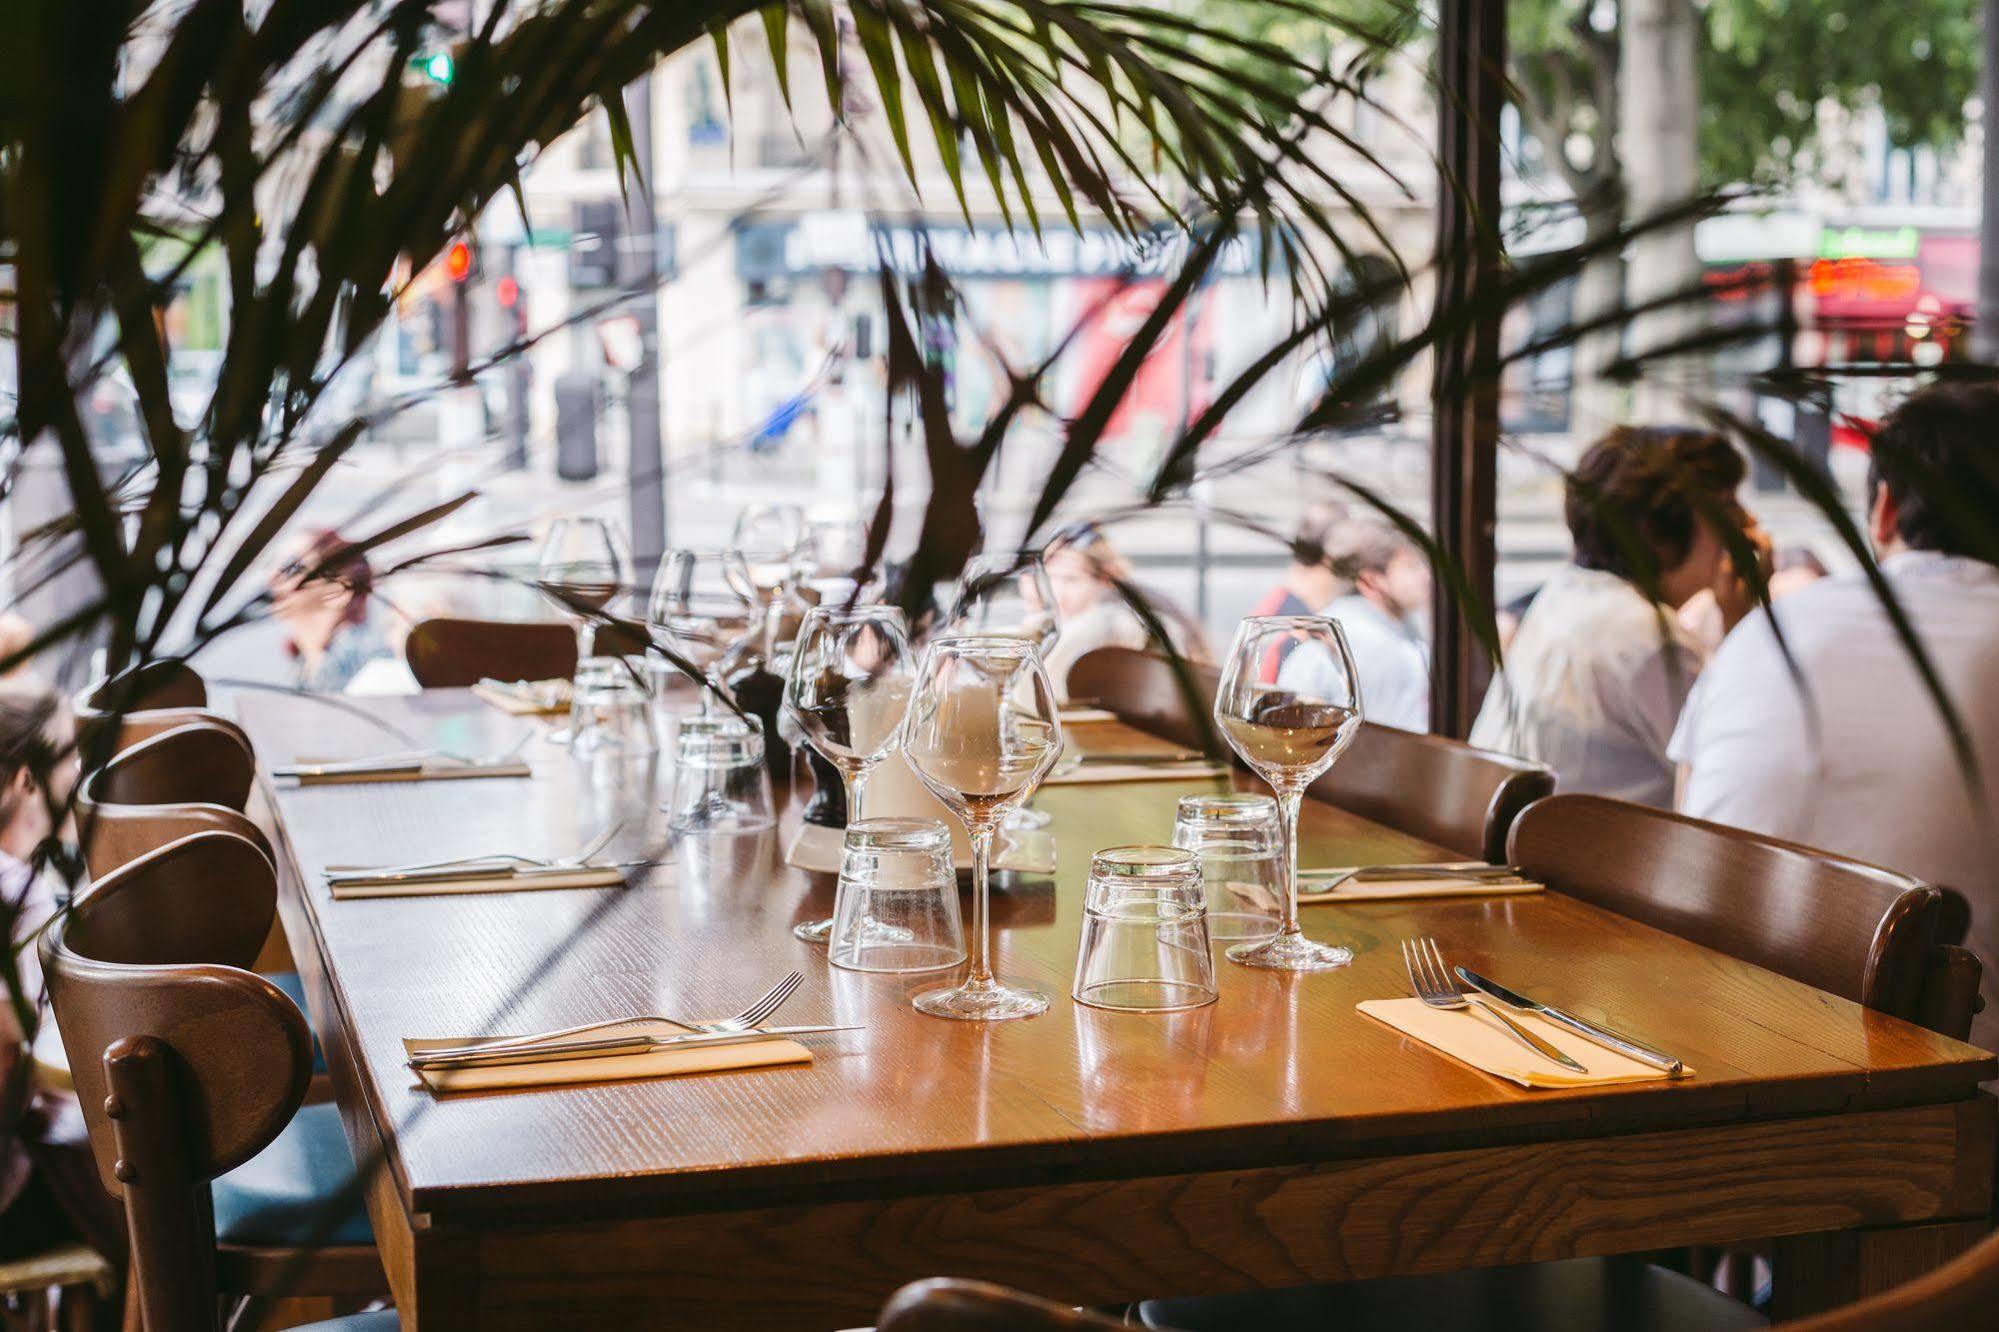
[1068,645,1555,861]
[235,690,1997,1329]
[1510,795,1956,1025]
[1784,1223,1999,1329]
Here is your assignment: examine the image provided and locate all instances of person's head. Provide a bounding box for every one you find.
[1566,425,1751,608]
[1329,520,1431,619]
[0,687,75,863]
[272,529,372,654]
[1044,526,1132,621]
[1866,381,1999,563]
[1287,501,1349,607]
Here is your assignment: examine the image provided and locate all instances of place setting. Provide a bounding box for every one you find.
[274,730,536,785]
[320,821,658,898]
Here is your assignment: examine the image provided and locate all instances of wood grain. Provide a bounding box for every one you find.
[232,690,1998,1328]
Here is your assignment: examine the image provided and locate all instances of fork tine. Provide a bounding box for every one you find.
[1400,939,1420,998]
[737,971,803,1026]
[1421,937,1449,997]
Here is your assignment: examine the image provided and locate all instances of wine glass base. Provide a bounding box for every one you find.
[912,981,1049,1021]
[1226,934,1352,971]
[792,918,835,944]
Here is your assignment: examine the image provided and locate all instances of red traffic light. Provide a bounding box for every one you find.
[496,275,520,308]
[445,241,473,283]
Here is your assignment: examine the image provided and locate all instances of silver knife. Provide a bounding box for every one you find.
[1455,967,1685,1075]
[409,1024,862,1071]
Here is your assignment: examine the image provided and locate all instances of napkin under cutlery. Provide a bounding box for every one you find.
[404,1019,812,1093]
[1042,758,1229,786]
[324,863,627,899]
[472,678,573,717]
[1289,863,1544,904]
[279,756,533,785]
[1357,997,1690,1090]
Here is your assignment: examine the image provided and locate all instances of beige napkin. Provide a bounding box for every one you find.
[289,760,533,786]
[1358,996,1690,1090]
[785,820,1057,875]
[1289,876,1544,905]
[1057,707,1120,725]
[405,1020,811,1093]
[1043,760,1229,786]
[327,866,625,899]
[472,679,572,716]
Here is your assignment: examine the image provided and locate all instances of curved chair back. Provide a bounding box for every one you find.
[405,617,579,688]
[75,659,207,720]
[1068,646,1554,862]
[83,718,257,811]
[879,1278,1131,1331]
[1509,795,1964,1029]
[75,786,274,881]
[40,832,308,1332]
[1783,1228,1999,1331]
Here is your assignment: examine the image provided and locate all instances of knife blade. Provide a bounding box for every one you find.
[1455,967,1685,1075]
[408,1024,862,1070]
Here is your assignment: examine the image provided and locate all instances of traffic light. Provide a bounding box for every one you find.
[414,51,455,86]
[445,240,474,283]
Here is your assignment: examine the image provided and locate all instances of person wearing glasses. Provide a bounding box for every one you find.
[1470,425,1766,807]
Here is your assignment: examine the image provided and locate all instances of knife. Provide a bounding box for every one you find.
[408,1024,862,1070]
[1455,967,1685,1075]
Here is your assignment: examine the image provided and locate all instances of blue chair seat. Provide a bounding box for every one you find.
[291,1313,400,1331]
[212,1103,373,1249]
[1140,1257,1769,1332]
[265,969,328,1075]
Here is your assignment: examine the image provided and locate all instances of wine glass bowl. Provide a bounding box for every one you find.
[536,517,631,746]
[943,552,1062,653]
[1212,615,1364,972]
[648,549,754,711]
[900,635,1064,1020]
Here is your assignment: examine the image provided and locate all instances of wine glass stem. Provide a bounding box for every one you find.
[1276,784,1305,941]
[575,616,595,663]
[843,768,867,824]
[761,600,780,660]
[968,824,995,987]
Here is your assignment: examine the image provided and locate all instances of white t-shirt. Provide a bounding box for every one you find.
[1278,594,1430,732]
[1470,564,1701,807]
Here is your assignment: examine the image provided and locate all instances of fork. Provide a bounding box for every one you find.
[410,971,805,1065]
[1402,938,1586,1074]
[286,729,534,777]
[326,821,625,879]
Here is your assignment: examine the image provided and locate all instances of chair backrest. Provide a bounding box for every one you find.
[75,786,274,881]
[405,617,578,688]
[83,719,257,812]
[40,832,308,1332]
[1068,646,1555,862]
[1781,1229,1999,1331]
[1509,794,1956,1026]
[75,660,207,720]
[878,1278,1132,1331]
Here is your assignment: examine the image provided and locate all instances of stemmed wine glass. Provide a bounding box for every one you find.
[783,605,916,943]
[535,517,630,743]
[647,549,754,714]
[1213,615,1364,971]
[942,552,1062,653]
[727,504,813,661]
[900,636,1064,1020]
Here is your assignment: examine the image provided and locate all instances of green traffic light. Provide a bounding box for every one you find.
[422,52,454,85]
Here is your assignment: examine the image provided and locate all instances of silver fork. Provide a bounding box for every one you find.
[1402,938,1587,1074]
[326,821,625,879]
[411,971,805,1065]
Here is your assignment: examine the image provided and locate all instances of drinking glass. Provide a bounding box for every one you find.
[727,504,813,660]
[536,516,630,659]
[782,604,915,943]
[942,552,1062,654]
[648,548,754,713]
[830,818,965,974]
[568,656,657,757]
[900,636,1064,1020]
[1212,615,1363,971]
[1072,846,1217,1012]
[1171,793,1283,941]
[668,715,774,833]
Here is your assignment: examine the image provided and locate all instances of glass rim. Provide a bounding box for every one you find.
[1175,792,1279,822]
[844,816,951,850]
[802,603,907,626]
[926,632,1041,655]
[1090,844,1199,877]
[1238,613,1346,631]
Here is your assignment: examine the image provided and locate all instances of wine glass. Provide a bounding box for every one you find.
[1212,615,1364,971]
[536,517,630,743]
[942,552,1062,653]
[647,549,754,714]
[900,636,1064,1020]
[726,505,813,661]
[783,605,916,943]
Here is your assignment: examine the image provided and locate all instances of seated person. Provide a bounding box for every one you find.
[1251,501,1348,678]
[1040,527,1210,697]
[1470,425,1763,806]
[1276,519,1432,731]
[1669,382,1999,1050]
[270,529,415,694]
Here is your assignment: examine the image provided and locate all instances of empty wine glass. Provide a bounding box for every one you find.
[900,636,1064,1020]
[726,505,813,661]
[1212,615,1364,972]
[648,549,753,714]
[536,517,630,745]
[942,552,1062,653]
[783,605,916,943]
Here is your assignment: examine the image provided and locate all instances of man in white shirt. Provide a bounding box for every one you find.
[1277,520,1431,731]
[1669,382,1999,1050]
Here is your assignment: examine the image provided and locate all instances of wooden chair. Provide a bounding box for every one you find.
[75,791,274,883]
[82,720,256,813]
[1067,646,1555,862]
[73,661,206,722]
[879,1278,1126,1330]
[1508,794,1972,1034]
[39,832,388,1332]
[1782,1226,1999,1330]
[404,617,578,688]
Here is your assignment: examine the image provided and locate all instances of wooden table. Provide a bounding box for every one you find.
[236,690,1997,1330]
